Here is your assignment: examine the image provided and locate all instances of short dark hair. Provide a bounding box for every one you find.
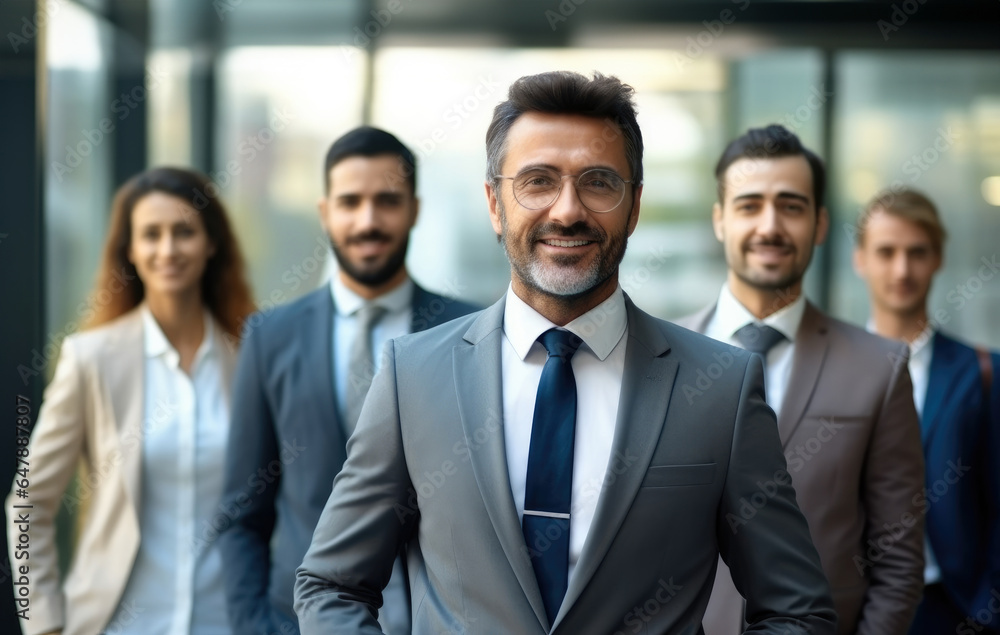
[714,124,826,211]
[485,71,643,189]
[323,126,416,194]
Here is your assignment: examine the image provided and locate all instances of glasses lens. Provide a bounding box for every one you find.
[512,169,560,210]
[509,168,627,212]
[576,169,626,213]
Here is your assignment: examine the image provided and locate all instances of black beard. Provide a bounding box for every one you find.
[329,233,409,288]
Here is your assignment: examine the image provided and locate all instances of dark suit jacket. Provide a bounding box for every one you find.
[294,294,836,634]
[678,301,925,635]
[218,283,479,635]
[922,332,1000,630]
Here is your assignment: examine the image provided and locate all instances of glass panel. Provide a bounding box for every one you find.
[215,46,366,309]
[832,52,1000,348]
[45,1,113,341]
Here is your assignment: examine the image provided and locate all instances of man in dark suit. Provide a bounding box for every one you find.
[676,125,925,635]
[218,127,479,635]
[294,71,836,634]
[853,188,1000,635]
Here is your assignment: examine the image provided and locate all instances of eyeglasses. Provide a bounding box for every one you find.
[494,168,634,214]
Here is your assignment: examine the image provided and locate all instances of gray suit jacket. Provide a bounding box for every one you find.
[294,294,837,634]
[677,301,925,635]
[218,284,479,635]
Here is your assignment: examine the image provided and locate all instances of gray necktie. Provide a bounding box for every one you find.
[345,304,387,435]
[733,322,786,373]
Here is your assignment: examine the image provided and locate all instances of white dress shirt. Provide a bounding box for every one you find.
[501,284,628,583]
[109,307,231,635]
[331,275,414,422]
[704,284,806,420]
[867,319,940,584]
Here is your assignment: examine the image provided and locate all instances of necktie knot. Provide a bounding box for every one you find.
[734,322,786,356]
[539,328,583,362]
[357,303,387,328]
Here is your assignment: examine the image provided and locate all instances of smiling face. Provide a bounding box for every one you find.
[128,191,215,304]
[319,154,419,298]
[853,209,941,318]
[713,155,828,313]
[486,112,641,316]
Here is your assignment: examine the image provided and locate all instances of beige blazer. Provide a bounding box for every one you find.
[677,301,925,635]
[5,308,238,635]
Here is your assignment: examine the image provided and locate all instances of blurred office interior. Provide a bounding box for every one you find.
[1,1,999,630]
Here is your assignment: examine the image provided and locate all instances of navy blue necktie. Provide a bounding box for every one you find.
[522,328,582,625]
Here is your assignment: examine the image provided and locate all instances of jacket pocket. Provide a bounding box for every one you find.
[640,463,716,488]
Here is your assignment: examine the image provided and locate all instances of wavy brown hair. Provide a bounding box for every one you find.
[83,167,255,339]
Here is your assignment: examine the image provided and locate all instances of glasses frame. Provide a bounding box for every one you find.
[493,168,636,214]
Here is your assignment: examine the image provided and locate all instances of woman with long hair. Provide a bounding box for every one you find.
[7,167,255,635]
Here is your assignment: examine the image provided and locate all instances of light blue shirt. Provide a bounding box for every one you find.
[330,276,414,427]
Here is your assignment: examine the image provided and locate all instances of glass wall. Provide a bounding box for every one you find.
[45,1,114,345]
[194,43,1000,348]
[831,52,1000,348]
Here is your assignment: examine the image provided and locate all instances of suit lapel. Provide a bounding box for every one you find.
[306,290,342,441]
[452,297,549,627]
[776,302,829,446]
[921,332,953,448]
[102,310,146,512]
[677,302,716,333]
[555,298,677,628]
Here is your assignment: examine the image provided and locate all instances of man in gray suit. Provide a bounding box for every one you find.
[218,127,478,635]
[677,125,925,634]
[295,72,836,634]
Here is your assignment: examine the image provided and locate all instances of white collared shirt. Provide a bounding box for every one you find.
[907,324,935,420]
[704,284,806,420]
[866,319,940,584]
[109,307,231,635]
[330,275,414,422]
[501,284,628,583]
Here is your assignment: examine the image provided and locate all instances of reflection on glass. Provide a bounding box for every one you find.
[832,53,1000,348]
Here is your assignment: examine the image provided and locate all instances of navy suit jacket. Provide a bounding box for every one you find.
[922,331,1000,629]
[218,283,479,635]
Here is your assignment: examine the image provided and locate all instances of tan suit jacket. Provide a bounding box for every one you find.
[677,301,925,635]
[5,308,237,635]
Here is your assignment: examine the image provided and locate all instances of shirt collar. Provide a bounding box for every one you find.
[865,318,935,358]
[141,303,217,366]
[502,283,627,362]
[715,283,806,342]
[331,274,414,317]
